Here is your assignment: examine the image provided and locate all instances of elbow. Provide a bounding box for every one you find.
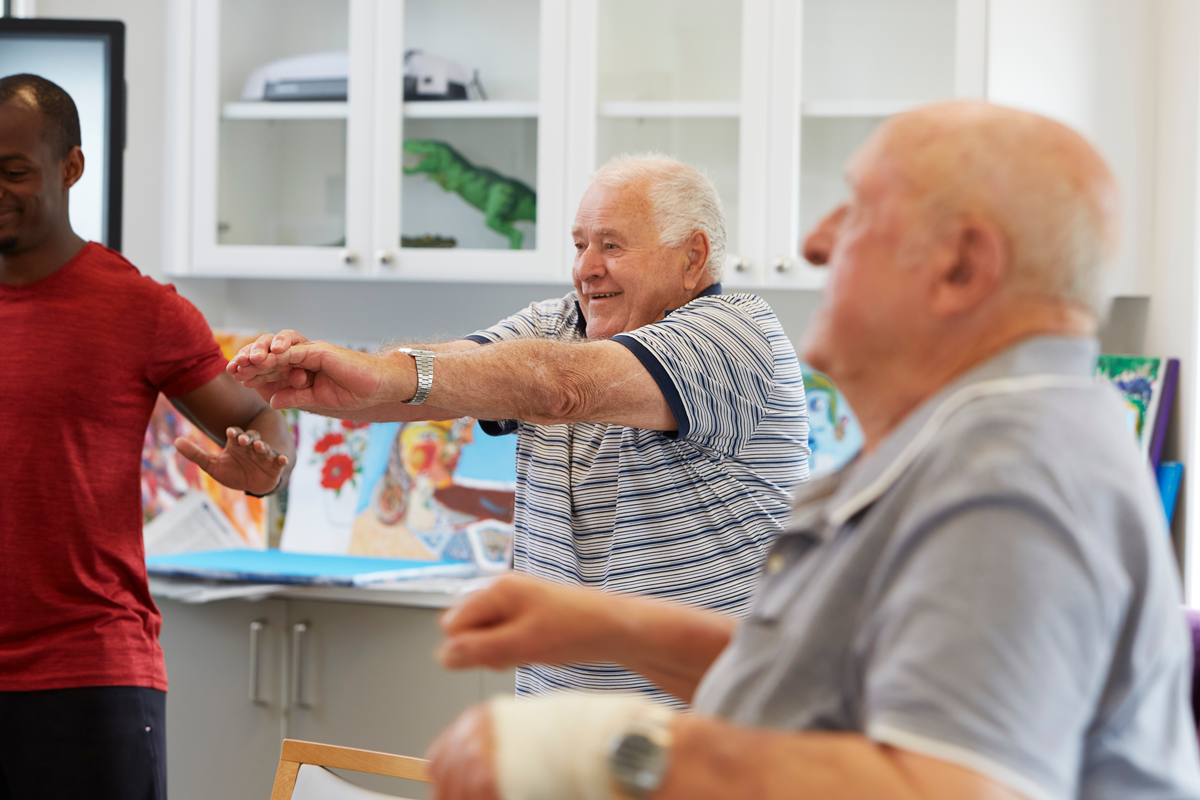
[525,362,593,425]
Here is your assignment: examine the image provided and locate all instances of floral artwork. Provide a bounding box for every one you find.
[278,412,372,553]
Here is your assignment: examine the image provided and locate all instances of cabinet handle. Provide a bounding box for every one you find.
[773,256,793,274]
[290,621,312,710]
[248,620,266,706]
[375,250,394,265]
[338,249,358,266]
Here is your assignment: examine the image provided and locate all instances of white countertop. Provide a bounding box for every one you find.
[148,573,496,609]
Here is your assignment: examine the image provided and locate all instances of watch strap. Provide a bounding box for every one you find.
[396,347,435,405]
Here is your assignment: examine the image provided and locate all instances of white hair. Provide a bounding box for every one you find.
[590,153,726,283]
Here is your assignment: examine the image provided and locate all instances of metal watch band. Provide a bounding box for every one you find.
[396,347,435,405]
[608,710,675,800]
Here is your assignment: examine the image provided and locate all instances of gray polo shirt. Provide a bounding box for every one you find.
[694,337,1200,800]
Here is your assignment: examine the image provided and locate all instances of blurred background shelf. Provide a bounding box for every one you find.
[598,101,741,119]
[221,100,540,120]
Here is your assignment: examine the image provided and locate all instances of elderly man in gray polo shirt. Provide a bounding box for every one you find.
[423,101,1200,800]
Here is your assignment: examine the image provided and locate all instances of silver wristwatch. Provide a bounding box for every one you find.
[395,347,435,405]
[607,712,674,799]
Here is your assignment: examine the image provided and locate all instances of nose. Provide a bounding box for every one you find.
[573,241,607,282]
[802,205,846,266]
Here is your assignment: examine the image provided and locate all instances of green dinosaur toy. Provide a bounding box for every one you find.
[403,140,537,250]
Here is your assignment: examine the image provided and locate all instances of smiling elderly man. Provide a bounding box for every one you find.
[228,154,810,702]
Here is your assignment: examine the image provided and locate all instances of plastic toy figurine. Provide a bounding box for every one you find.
[403,139,536,249]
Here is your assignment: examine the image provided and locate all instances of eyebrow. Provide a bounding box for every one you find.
[570,226,626,238]
[0,153,33,163]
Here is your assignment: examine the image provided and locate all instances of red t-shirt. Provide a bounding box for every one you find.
[0,242,226,691]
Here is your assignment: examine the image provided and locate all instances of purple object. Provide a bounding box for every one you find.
[1150,359,1179,470]
[1186,607,1200,734]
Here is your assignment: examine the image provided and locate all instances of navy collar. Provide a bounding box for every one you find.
[573,283,723,337]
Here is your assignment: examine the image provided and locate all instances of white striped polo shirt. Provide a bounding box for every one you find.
[466,286,809,703]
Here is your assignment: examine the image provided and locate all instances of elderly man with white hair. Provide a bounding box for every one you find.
[420,102,1200,800]
[228,154,810,703]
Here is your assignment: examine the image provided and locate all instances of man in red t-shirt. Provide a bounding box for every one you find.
[0,75,296,800]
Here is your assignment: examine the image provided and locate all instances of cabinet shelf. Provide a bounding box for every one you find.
[598,101,741,119]
[222,101,348,120]
[404,100,539,118]
[221,101,540,121]
[801,100,922,118]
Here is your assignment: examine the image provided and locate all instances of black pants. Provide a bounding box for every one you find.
[0,686,166,800]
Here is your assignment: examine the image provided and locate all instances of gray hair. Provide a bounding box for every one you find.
[590,153,726,283]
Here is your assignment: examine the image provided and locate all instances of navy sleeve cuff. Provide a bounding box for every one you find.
[479,419,519,436]
[464,334,494,346]
[611,334,689,439]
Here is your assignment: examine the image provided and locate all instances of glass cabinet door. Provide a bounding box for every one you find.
[191,0,374,276]
[769,0,985,288]
[583,0,765,286]
[372,0,567,283]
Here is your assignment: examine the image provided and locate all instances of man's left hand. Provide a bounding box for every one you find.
[175,426,289,496]
[427,704,503,800]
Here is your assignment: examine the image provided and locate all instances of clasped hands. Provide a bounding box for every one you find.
[226,330,405,416]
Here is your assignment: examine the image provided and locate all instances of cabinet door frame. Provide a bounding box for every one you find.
[187,0,378,279]
[369,0,570,284]
[565,0,774,290]
[763,0,989,290]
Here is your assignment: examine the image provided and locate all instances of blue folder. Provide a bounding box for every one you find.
[146,549,477,586]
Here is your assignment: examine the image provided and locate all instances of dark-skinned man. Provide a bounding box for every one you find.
[0,73,294,800]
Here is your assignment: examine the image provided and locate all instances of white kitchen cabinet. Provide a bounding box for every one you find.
[163,0,1155,295]
[158,594,515,800]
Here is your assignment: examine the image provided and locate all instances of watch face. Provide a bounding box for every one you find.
[611,731,668,797]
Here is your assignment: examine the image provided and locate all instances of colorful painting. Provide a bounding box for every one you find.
[141,330,273,548]
[344,419,516,571]
[1095,355,1164,458]
[802,364,864,478]
[141,394,268,548]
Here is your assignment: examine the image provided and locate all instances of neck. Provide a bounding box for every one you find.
[846,295,1096,455]
[0,228,87,287]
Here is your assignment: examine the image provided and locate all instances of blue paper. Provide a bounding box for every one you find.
[1157,461,1184,528]
[146,548,477,586]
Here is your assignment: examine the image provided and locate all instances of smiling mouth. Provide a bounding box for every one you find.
[589,292,621,299]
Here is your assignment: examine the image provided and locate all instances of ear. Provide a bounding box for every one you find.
[61,146,85,191]
[929,218,1008,317]
[681,229,711,292]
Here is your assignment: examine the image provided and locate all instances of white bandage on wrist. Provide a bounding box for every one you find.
[489,692,674,800]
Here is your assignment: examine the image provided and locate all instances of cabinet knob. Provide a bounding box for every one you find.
[339,249,358,266]
[731,256,750,273]
[773,256,793,274]
[375,250,394,265]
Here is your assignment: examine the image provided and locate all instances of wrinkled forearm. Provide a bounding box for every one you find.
[421,338,674,430]
[604,593,736,702]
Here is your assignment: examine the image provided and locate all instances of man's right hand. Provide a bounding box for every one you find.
[437,574,620,671]
[226,330,394,413]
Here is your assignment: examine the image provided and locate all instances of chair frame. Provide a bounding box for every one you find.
[270,738,431,800]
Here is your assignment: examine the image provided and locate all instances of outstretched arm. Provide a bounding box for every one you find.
[427,703,1028,800]
[227,330,677,430]
[170,371,296,495]
[437,574,734,702]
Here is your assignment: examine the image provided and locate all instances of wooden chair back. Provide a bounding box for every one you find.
[270,738,430,800]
